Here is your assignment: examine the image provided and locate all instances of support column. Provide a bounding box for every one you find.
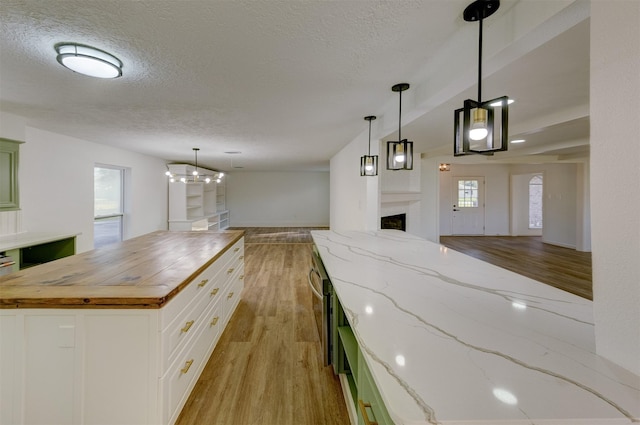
[591,0,640,375]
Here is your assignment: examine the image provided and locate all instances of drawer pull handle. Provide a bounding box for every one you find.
[197,279,208,288]
[227,268,234,274]
[358,400,378,425]
[210,316,219,327]
[227,291,234,299]
[181,320,195,333]
[234,247,240,252]
[239,274,244,280]
[239,255,244,260]
[180,359,194,374]
[210,287,220,296]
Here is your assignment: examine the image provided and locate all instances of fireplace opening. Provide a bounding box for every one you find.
[381,213,406,232]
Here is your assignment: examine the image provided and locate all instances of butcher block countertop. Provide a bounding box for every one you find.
[0,230,244,309]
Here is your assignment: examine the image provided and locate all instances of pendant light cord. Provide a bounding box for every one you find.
[398,89,402,142]
[368,120,372,155]
[477,16,483,103]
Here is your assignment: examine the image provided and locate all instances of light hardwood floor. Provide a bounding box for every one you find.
[175,227,348,425]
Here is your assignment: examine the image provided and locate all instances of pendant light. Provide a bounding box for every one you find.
[165,148,223,183]
[360,116,378,176]
[387,83,413,170]
[454,0,509,156]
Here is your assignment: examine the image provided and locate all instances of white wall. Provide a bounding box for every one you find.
[438,163,583,248]
[226,171,329,227]
[418,156,439,242]
[541,163,577,248]
[330,128,380,232]
[591,0,640,376]
[0,112,168,253]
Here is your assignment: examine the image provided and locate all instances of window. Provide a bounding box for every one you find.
[457,180,479,207]
[529,175,543,229]
[94,166,124,248]
[0,138,22,211]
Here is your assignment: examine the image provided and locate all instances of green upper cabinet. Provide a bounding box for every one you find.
[0,138,23,211]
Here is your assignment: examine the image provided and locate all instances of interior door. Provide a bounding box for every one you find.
[452,177,485,235]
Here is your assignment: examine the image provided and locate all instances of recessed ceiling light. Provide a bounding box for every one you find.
[490,99,515,107]
[510,139,526,144]
[55,43,122,78]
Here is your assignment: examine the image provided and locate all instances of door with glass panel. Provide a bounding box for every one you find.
[452,177,485,235]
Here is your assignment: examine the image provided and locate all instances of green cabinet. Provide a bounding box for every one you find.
[1,234,76,273]
[333,296,394,425]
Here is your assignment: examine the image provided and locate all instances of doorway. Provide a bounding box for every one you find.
[452,177,485,235]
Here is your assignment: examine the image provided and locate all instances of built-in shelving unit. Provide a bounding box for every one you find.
[167,164,229,231]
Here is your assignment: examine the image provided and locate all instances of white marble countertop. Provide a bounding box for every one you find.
[311,230,640,425]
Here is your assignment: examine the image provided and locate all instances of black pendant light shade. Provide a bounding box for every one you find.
[360,116,378,176]
[387,83,414,170]
[454,0,509,156]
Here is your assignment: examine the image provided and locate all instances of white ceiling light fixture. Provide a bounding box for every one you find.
[55,43,123,79]
[490,99,515,107]
[510,139,526,144]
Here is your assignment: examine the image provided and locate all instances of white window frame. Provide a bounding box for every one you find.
[94,164,125,248]
[528,174,543,229]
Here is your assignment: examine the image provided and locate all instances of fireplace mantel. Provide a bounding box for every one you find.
[380,191,421,204]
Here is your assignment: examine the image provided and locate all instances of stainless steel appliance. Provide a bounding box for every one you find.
[308,246,332,366]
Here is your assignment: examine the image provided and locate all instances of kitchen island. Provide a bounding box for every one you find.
[0,230,245,425]
[311,230,639,425]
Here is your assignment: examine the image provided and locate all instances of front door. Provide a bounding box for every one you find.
[452,177,485,235]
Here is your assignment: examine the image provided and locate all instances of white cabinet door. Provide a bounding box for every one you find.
[24,315,77,425]
[0,314,17,425]
[83,312,158,425]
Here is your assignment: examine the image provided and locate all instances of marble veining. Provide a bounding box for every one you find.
[312,230,640,425]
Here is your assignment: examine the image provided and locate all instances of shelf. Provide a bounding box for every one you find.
[337,326,358,377]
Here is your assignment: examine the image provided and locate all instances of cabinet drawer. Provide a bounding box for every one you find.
[222,267,244,326]
[160,262,219,331]
[160,238,243,330]
[162,306,219,425]
[161,287,221,372]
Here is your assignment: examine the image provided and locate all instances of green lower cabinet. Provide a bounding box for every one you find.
[357,349,394,425]
[335,321,394,425]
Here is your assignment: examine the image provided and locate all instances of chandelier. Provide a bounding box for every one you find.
[165,148,224,183]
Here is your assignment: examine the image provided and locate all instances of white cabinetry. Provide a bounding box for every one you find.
[167,164,229,231]
[0,238,244,425]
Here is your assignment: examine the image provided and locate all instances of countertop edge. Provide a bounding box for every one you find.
[0,230,244,309]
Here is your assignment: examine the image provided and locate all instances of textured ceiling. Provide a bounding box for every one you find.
[0,0,589,171]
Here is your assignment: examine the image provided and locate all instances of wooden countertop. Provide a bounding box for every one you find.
[0,230,244,309]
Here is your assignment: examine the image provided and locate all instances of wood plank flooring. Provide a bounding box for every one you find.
[175,227,348,425]
[440,236,592,300]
